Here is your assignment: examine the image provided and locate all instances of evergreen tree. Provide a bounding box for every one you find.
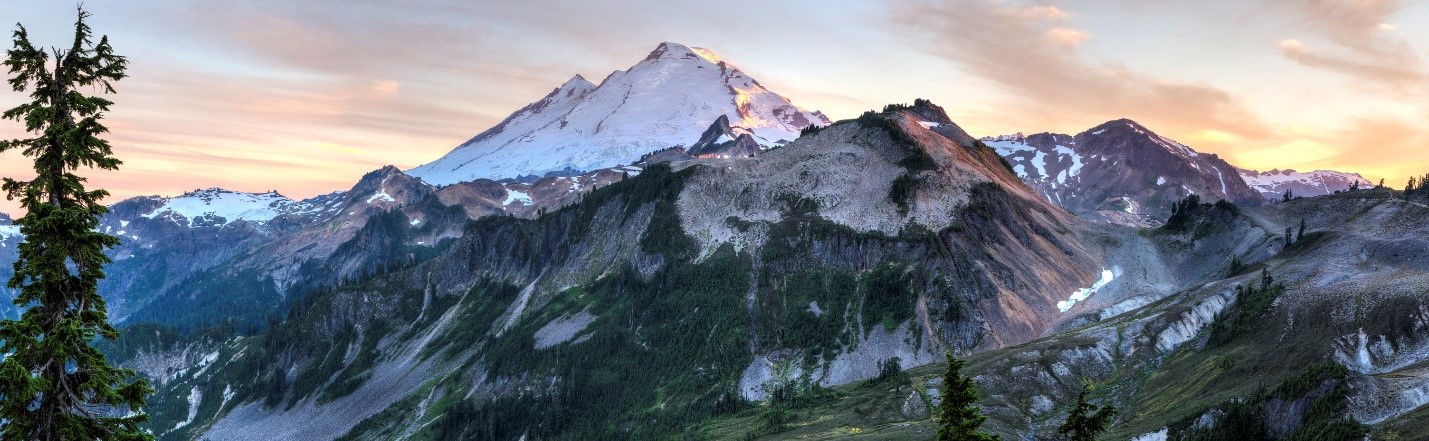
[937,355,999,441]
[1284,226,1293,246]
[0,8,152,440]
[1057,382,1117,441]
[1281,189,1292,202]
[1297,219,1306,242]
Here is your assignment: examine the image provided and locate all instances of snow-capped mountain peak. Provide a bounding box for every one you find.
[407,42,830,186]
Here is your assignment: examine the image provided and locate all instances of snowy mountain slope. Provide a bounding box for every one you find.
[1237,167,1373,200]
[138,188,321,227]
[982,132,1083,203]
[408,42,829,185]
[982,119,1262,225]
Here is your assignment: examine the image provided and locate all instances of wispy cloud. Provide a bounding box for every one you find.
[890,0,1270,139]
[1272,0,1427,92]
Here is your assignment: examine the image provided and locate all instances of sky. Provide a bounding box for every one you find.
[0,0,1426,214]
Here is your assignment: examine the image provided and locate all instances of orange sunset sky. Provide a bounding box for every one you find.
[1,0,1426,214]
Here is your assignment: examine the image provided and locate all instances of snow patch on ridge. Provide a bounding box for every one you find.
[1131,428,1168,441]
[503,189,533,206]
[168,386,202,433]
[365,189,395,204]
[1058,268,1115,312]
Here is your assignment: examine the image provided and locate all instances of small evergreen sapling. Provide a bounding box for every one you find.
[1057,381,1117,441]
[937,355,999,441]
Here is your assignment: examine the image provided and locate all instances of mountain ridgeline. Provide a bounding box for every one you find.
[1,42,1418,440]
[111,101,1127,440]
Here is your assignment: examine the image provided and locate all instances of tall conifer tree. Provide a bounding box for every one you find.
[0,7,152,440]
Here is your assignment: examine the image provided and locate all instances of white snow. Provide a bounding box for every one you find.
[191,350,220,378]
[409,218,421,226]
[141,188,311,227]
[503,189,533,206]
[1030,149,1048,178]
[1213,165,1228,193]
[983,136,1084,183]
[0,224,20,240]
[1131,428,1168,441]
[365,189,395,204]
[221,384,235,410]
[407,42,828,185]
[1156,176,1166,185]
[917,121,941,129]
[170,386,202,432]
[1052,144,1083,183]
[1057,268,1115,312]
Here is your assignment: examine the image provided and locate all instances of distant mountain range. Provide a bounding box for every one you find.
[0,42,1379,324]
[1236,167,1374,200]
[0,42,1420,440]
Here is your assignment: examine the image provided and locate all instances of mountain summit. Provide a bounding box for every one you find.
[408,42,829,185]
[984,119,1262,225]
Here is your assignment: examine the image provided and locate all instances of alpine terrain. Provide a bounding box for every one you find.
[0,40,1421,441]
